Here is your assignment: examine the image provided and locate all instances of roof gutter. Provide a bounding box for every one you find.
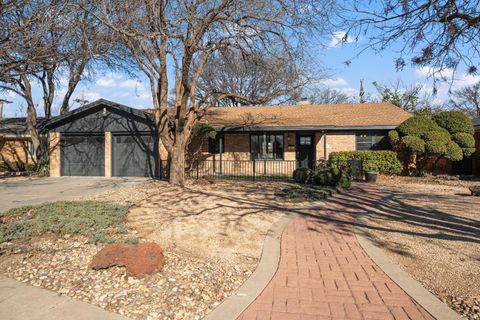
[215,125,399,132]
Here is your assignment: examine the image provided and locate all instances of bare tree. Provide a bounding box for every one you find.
[0,0,121,161]
[84,0,335,185]
[196,48,311,107]
[372,80,431,113]
[338,1,480,83]
[307,87,353,104]
[448,81,480,118]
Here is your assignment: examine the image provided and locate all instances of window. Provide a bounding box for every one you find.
[356,132,387,150]
[208,135,223,154]
[250,133,284,160]
[299,136,312,146]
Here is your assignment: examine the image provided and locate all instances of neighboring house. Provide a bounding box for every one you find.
[473,118,480,176]
[0,118,37,169]
[45,99,411,177]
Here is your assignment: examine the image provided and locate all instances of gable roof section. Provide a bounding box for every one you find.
[45,99,154,130]
[203,102,412,131]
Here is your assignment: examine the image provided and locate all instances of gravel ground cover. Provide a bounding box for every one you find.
[0,179,295,320]
[358,175,480,320]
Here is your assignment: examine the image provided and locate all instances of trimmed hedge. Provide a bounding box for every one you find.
[433,111,475,135]
[313,167,351,189]
[329,150,403,175]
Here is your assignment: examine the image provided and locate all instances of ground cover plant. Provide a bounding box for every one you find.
[274,184,336,202]
[0,201,136,245]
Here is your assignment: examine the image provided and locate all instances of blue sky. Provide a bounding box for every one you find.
[2,30,479,118]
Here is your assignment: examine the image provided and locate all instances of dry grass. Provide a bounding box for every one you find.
[84,179,295,263]
[358,175,480,311]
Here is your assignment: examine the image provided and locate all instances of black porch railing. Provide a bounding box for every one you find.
[159,159,364,182]
[186,160,298,181]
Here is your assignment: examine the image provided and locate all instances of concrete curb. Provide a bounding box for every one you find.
[354,190,462,320]
[203,215,292,320]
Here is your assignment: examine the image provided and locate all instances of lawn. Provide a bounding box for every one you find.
[359,175,480,319]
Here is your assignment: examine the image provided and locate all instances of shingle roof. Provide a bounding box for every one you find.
[0,117,47,136]
[203,102,411,130]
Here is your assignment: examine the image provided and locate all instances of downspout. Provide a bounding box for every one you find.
[323,131,327,161]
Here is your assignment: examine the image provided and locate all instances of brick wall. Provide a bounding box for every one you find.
[105,132,112,177]
[0,138,33,164]
[222,133,250,160]
[324,132,356,159]
[49,132,61,177]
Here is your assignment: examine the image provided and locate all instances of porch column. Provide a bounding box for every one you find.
[105,132,112,177]
[49,132,61,177]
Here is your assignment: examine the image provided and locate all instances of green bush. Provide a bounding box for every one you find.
[433,111,475,135]
[401,136,425,153]
[388,130,399,144]
[292,167,313,184]
[313,167,351,189]
[452,132,475,148]
[398,116,438,139]
[445,140,463,161]
[329,150,403,175]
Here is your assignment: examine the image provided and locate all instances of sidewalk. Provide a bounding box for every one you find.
[0,276,129,320]
[238,185,433,320]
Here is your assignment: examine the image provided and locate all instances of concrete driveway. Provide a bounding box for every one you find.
[0,176,148,212]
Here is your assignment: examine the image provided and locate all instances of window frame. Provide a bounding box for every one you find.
[208,134,223,154]
[355,131,387,150]
[250,132,284,160]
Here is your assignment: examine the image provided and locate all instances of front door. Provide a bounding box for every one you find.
[297,135,314,169]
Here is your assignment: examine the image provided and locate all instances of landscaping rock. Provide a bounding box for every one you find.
[469,186,480,196]
[90,242,165,276]
[124,243,165,276]
[90,243,132,270]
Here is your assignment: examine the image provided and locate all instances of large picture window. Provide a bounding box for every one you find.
[208,135,223,154]
[250,133,284,160]
[356,131,387,150]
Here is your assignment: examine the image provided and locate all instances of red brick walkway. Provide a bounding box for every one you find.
[238,184,433,320]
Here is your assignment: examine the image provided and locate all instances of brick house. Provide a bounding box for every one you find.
[43,99,411,177]
[0,118,39,170]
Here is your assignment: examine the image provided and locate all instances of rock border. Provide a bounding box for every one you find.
[203,215,292,320]
[354,189,462,320]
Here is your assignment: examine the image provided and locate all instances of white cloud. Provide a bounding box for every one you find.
[320,77,349,87]
[82,91,101,102]
[328,31,355,48]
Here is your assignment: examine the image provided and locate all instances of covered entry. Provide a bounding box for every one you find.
[60,134,105,176]
[112,133,157,177]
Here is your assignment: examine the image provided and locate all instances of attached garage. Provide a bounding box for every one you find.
[61,134,105,176]
[112,133,157,177]
[46,99,160,177]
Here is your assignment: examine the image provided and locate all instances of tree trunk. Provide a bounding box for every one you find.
[25,102,43,164]
[168,139,187,186]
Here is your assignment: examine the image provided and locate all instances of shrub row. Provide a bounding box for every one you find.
[329,150,403,175]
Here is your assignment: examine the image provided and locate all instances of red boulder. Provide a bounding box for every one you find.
[90,242,165,276]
